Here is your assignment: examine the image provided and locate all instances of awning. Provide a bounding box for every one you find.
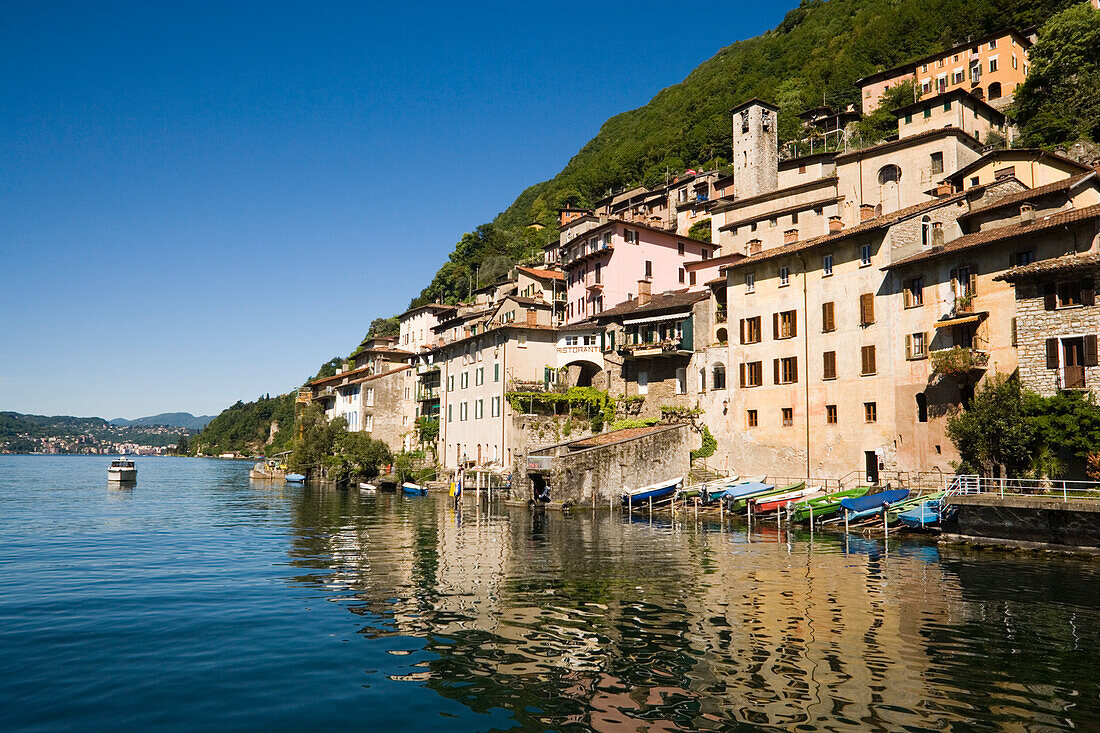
[934,312,986,329]
[623,311,692,326]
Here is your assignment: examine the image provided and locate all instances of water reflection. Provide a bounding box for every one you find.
[280,490,1100,731]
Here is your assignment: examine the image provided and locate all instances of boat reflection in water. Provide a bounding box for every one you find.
[286,490,1100,731]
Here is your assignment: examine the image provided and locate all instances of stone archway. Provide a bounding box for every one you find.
[563,359,602,388]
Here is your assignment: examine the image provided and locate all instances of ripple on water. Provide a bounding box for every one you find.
[2,456,1100,731]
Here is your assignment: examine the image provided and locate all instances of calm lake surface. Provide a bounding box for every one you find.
[2,455,1099,731]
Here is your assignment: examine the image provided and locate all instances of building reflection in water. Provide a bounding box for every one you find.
[286,490,1100,731]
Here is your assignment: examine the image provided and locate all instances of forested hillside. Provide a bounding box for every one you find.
[189,394,295,456]
[408,0,1082,309]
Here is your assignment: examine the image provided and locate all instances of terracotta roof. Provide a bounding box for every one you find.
[502,295,550,308]
[964,172,1097,218]
[398,302,456,319]
[708,176,837,215]
[567,425,675,449]
[886,204,1100,269]
[516,266,564,281]
[892,88,1006,122]
[995,251,1100,281]
[594,288,709,320]
[718,195,842,232]
[945,148,1094,186]
[720,192,972,272]
[854,28,1031,87]
[310,364,411,388]
[833,127,982,164]
[559,319,599,332]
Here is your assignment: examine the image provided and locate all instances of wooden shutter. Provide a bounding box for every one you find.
[773,312,779,339]
[968,267,978,297]
[773,358,781,384]
[1046,338,1059,369]
[822,302,834,332]
[789,311,797,338]
[1082,278,1096,307]
[791,357,798,383]
[739,318,745,344]
[905,334,912,359]
[1086,335,1099,367]
[823,351,836,379]
[869,345,876,374]
[903,284,911,308]
[1044,283,1056,310]
[740,363,746,387]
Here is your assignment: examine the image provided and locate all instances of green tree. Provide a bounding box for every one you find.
[945,372,1038,477]
[173,433,189,455]
[325,431,392,483]
[1015,2,1100,146]
[313,357,344,380]
[853,80,918,145]
[687,218,712,243]
[366,317,399,339]
[290,404,345,473]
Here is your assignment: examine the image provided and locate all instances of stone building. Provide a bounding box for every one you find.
[593,287,712,421]
[997,251,1100,397]
[893,89,1010,145]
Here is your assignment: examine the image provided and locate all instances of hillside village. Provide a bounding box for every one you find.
[299,5,1100,496]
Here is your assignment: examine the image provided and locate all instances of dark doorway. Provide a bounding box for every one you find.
[865,451,879,485]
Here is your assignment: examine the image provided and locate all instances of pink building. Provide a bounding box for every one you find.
[561,219,717,323]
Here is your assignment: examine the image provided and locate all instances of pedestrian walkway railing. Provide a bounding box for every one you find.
[943,474,1100,502]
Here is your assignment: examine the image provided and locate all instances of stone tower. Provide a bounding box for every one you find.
[731,98,779,200]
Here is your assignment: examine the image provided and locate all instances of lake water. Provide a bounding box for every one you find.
[2,455,1099,731]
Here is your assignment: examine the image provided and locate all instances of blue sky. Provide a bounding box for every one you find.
[0,1,794,419]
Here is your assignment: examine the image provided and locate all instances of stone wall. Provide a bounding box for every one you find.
[1014,277,1100,398]
[943,494,1100,548]
[518,425,691,505]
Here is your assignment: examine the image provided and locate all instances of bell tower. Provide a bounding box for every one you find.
[731,98,779,200]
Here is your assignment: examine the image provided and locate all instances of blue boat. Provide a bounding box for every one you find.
[898,499,941,529]
[402,482,427,496]
[285,473,306,483]
[622,476,682,506]
[711,480,774,503]
[839,489,909,522]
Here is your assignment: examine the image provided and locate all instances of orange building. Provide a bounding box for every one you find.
[858,28,1033,114]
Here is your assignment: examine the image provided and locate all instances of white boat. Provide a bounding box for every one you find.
[359,482,377,492]
[108,457,137,482]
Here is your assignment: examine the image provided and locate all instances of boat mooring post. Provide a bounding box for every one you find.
[648,497,652,517]
[883,507,888,538]
[844,509,849,534]
[809,503,814,538]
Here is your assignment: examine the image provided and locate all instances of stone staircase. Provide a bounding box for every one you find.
[688,461,727,486]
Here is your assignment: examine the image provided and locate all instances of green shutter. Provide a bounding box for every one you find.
[681,317,693,350]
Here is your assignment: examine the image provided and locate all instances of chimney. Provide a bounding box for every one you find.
[932,223,945,247]
[1021,203,1036,223]
[637,279,652,306]
[784,229,799,244]
[859,204,876,222]
[935,182,955,197]
[526,308,538,326]
[828,216,843,233]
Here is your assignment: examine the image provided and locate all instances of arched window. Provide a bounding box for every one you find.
[877,164,902,185]
[699,367,707,393]
[987,82,1002,100]
[921,216,932,247]
[716,327,728,344]
[713,363,727,390]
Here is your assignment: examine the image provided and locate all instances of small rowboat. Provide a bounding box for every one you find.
[839,489,909,522]
[727,482,803,512]
[402,482,427,496]
[754,487,824,514]
[679,476,739,501]
[789,487,869,522]
[285,473,306,483]
[622,476,683,507]
[897,498,942,528]
[359,482,377,493]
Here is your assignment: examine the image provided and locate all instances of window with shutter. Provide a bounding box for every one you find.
[773,359,781,384]
[773,312,779,339]
[859,293,875,325]
[822,302,835,332]
[861,345,876,375]
[739,363,746,387]
[823,351,836,380]
[1082,278,1096,306]
[1044,283,1057,310]
[1086,335,1099,368]
[1046,338,1059,369]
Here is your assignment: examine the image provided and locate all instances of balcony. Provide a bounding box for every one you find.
[563,243,613,268]
[930,347,989,379]
[618,338,691,358]
[715,309,727,324]
[417,386,440,401]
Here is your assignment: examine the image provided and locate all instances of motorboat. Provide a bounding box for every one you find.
[285,473,306,483]
[249,459,286,480]
[359,482,377,493]
[402,482,427,496]
[108,457,137,482]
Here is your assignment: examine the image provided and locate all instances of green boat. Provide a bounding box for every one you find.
[727,482,804,512]
[789,486,869,522]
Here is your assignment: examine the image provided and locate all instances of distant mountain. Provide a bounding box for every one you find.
[109,413,214,430]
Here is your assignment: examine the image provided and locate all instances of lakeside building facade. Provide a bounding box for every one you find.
[857,28,1034,114]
